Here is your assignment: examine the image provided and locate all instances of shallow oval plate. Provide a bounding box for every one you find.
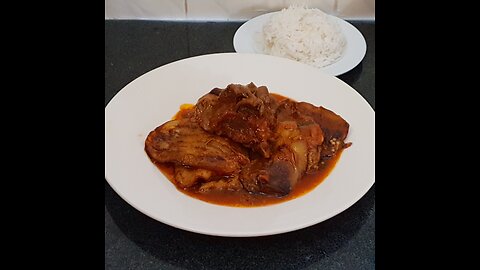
[105,53,375,237]
[233,12,367,76]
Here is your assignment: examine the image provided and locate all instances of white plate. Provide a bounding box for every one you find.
[233,12,367,76]
[105,53,375,237]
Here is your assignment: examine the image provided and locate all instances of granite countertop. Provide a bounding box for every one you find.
[105,20,375,270]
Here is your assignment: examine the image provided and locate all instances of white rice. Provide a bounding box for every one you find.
[262,6,346,68]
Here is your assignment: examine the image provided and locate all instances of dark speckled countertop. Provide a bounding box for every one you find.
[105,20,375,270]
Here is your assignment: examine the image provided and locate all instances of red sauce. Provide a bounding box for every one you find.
[154,93,345,207]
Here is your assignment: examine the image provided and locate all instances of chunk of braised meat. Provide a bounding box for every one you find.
[195,83,278,158]
[240,120,319,196]
[145,119,249,178]
[198,176,243,193]
[173,166,243,191]
[296,102,351,159]
[296,102,349,141]
[276,99,324,172]
[173,166,213,188]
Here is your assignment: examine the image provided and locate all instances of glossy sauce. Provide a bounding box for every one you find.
[155,93,345,207]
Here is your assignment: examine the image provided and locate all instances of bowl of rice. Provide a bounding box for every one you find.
[233,6,367,76]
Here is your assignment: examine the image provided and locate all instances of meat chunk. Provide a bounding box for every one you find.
[296,102,350,158]
[195,83,278,157]
[296,102,349,142]
[145,119,249,175]
[174,166,213,188]
[276,100,324,172]
[198,176,243,192]
[240,145,307,196]
[240,120,313,196]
